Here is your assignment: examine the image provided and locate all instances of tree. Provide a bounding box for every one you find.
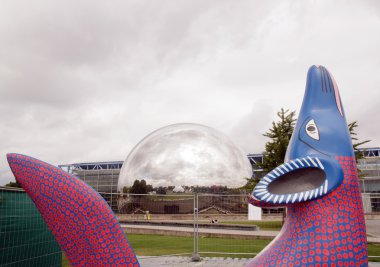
[156,187,166,195]
[348,121,370,178]
[250,109,369,186]
[242,177,258,193]
[242,109,296,192]
[348,121,370,160]
[146,184,153,193]
[129,179,148,194]
[5,181,22,188]
[258,108,297,173]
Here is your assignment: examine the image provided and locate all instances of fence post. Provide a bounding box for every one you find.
[192,193,201,261]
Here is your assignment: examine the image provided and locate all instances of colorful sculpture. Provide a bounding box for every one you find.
[7,153,140,267]
[6,65,367,266]
[248,65,368,266]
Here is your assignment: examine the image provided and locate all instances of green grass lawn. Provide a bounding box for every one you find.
[62,254,71,267]
[129,234,194,256]
[220,220,283,230]
[62,234,380,266]
[369,243,380,262]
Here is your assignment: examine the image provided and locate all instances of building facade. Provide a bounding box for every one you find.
[357,147,380,193]
[59,148,380,214]
[249,148,380,213]
[59,161,123,211]
[357,148,380,213]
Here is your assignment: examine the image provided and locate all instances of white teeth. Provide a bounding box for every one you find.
[255,185,266,189]
[261,193,270,200]
[256,191,268,196]
[296,159,304,167]
[277,167,284,175]
[307,156,318,167]
[279,195,285,203]
[268,173,276,179]
[286,195,292,203]
[273,195,279,203]
[299,192,304,201]
[273,170,280,176]
[315,189,319,198]
[255,189,267,192]
[304,191,309,201]
[267,195,274,202]
[324,180,328,194]
[290,160,299,168]
[315,157,324,170]
[309,190,314,199]
[303,158,311,167]
[263,176,272,183]
[259,181,268,185]
[285,162,293,170]
[292,193,298,203]
[319,186,323,196]
[282,165,289,172]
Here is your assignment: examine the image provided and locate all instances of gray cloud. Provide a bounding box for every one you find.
[0,0,379,185]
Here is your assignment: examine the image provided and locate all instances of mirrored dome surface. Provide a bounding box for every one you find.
[118,123,252,190]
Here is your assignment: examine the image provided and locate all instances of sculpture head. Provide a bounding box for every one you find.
[252,65,351,205]
[249,65,368,267]
[285,65,353,161]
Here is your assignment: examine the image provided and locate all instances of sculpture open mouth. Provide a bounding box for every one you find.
[267,167,325,194]
[252,156,344,204]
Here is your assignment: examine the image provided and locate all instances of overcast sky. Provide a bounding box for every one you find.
[1,0,379,185]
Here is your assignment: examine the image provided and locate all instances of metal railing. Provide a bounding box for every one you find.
[111,192,380,261]
[3,187,380,263]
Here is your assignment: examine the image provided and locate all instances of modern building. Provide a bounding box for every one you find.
[59,147,380,214]
[357,147,380,193]
[247,153,265,179]
[357,148,380,213]
[248,148,380,213]
[59,161,123,211]
[249,148,380,191]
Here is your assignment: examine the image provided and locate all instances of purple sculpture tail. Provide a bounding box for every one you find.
[7,153,140,267]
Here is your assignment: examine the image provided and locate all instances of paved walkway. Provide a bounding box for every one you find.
[122,224,277,239]
[367,219,380,238]
[128,223,380,266]
[122,223,380,243]
[138,256,249,267]
[137,256,380,267]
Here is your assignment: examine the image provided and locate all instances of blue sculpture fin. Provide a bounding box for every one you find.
[252,156,344,205]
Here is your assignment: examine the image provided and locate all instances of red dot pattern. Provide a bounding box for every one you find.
[247,156,368,267]
[7,153,140,267]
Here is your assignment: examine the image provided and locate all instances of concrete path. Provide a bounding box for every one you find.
[122,223,380,243]
[122,224,277,239]
[137,256,380,267]
[128,223,380,266]
[138,256,249,267]
[367,219,380,238]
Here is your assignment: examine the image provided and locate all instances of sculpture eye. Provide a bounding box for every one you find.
[306,119,319,140]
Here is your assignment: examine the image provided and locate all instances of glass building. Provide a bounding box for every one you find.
[59,161,122,212]
[59,148,380,213]
[357,147,380,193]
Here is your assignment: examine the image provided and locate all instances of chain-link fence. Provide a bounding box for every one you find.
[363,193,380,214]
[111,192,380,261]
[2,188,380,265]
[119,192,380,261]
